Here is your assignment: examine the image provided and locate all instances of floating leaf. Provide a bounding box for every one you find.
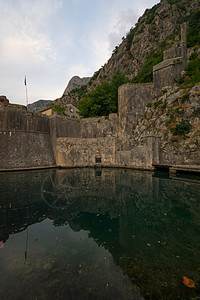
[183,276,195,288]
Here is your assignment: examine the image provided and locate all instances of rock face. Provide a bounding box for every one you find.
[0,96,9,106]
[55,0,200,106]
[27,100,53,112]
[63,76,91,95]
[89,0,199,88]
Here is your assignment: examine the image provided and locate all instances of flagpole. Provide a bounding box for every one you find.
[24,76,28,106]
[26,84,28,106]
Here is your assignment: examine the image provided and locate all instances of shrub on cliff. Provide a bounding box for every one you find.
[170,119,192,136]
[187,10,200,48]
[178,58,200,87]
[77,72,128,118]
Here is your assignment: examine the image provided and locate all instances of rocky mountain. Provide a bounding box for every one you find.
[27,100,53,112]
[55,0,200,107]
[63,76,91,95]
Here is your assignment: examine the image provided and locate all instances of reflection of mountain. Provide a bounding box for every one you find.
[1,168,200,299]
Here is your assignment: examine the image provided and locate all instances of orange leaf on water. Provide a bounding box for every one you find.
[183,276,195,288]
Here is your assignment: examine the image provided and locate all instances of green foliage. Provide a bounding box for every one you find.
[145,3,160,24]
[137,24,145,35]
[112,45,119,55]
[77,72,128,118]
[186,59,200,77]
[126,26,138,51]
[170,120,192,136]
[130,33,175,84]
[165,113,175,126]
[187,10,200,48]
[177,4,186,11]
[70,84,87,99]
[162,89,168,94]
[167,0,181,4]
[147,102,152,107]
[132,50,163,83]
[52,104,66,115]
[89,69,101,84]
[153,99,162,109]
[180,93,190,103]
[178,59,200,87]
[189,52,198,61]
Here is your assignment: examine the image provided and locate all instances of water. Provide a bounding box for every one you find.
[0,168,200,300]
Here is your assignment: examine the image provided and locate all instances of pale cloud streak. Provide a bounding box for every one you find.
[0,0,159,105]
[108,8,140,51]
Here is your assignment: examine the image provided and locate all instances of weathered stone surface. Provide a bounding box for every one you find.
[27,100,53,112]
[0,96,9,106]
[0,107,55,170]
[63,76,91,95]
[0,9,199,173]
[118,83,153,135]
[56,137,116,167]
[153,23,187,95]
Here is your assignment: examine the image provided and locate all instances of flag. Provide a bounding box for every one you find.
[24,76,26,86]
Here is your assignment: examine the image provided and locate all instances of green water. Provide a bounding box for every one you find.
[0,168,200,300]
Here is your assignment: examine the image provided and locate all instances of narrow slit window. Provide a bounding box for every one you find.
[95,157,101,163]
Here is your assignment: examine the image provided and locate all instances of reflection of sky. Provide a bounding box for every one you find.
[0,219,140,300]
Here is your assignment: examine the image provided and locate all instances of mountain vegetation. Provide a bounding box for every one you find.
[77,72,129,117]
[55,0,200,118]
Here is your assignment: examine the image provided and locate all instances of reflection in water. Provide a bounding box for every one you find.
[0,168,200,299]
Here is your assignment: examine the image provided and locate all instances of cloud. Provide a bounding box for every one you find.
[0,0,65,103]
[107,8,140,51]
[0,0,63,66]
[0,0,160,105]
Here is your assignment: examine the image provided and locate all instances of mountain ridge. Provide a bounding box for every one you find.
[55,0,200,107]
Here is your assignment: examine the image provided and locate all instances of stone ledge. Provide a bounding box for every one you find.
[170,165,200,174]
[0,165,57,172]
[153,57,183,72]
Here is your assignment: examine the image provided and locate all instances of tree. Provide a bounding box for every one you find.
[77,71,128,118]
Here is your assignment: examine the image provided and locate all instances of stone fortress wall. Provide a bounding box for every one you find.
[0,107,55,170]
[0,23,199,172]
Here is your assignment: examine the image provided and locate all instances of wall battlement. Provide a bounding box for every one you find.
[153,23,187,94]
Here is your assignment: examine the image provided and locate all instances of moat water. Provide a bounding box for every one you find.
[0,168,200,300]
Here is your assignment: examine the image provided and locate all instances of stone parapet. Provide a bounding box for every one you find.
[153,57,183,72]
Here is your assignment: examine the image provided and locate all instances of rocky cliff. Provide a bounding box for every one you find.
[63,76,91,95]
[27,99,53,112]
[55,0,200,106]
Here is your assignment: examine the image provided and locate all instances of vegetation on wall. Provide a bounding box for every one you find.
[187,10,200,47]
[77,72,129,118]
[131,50,163,83]
[178,58,200,87]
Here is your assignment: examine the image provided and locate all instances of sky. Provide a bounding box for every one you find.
[0,0,159,105]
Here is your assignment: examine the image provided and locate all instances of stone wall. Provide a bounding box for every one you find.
[153,23,187,94]
[56,137,116,167]
[79,114,119,138]
[0,107,55,170]
[0,20,197,172]
[118,83,154,136]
